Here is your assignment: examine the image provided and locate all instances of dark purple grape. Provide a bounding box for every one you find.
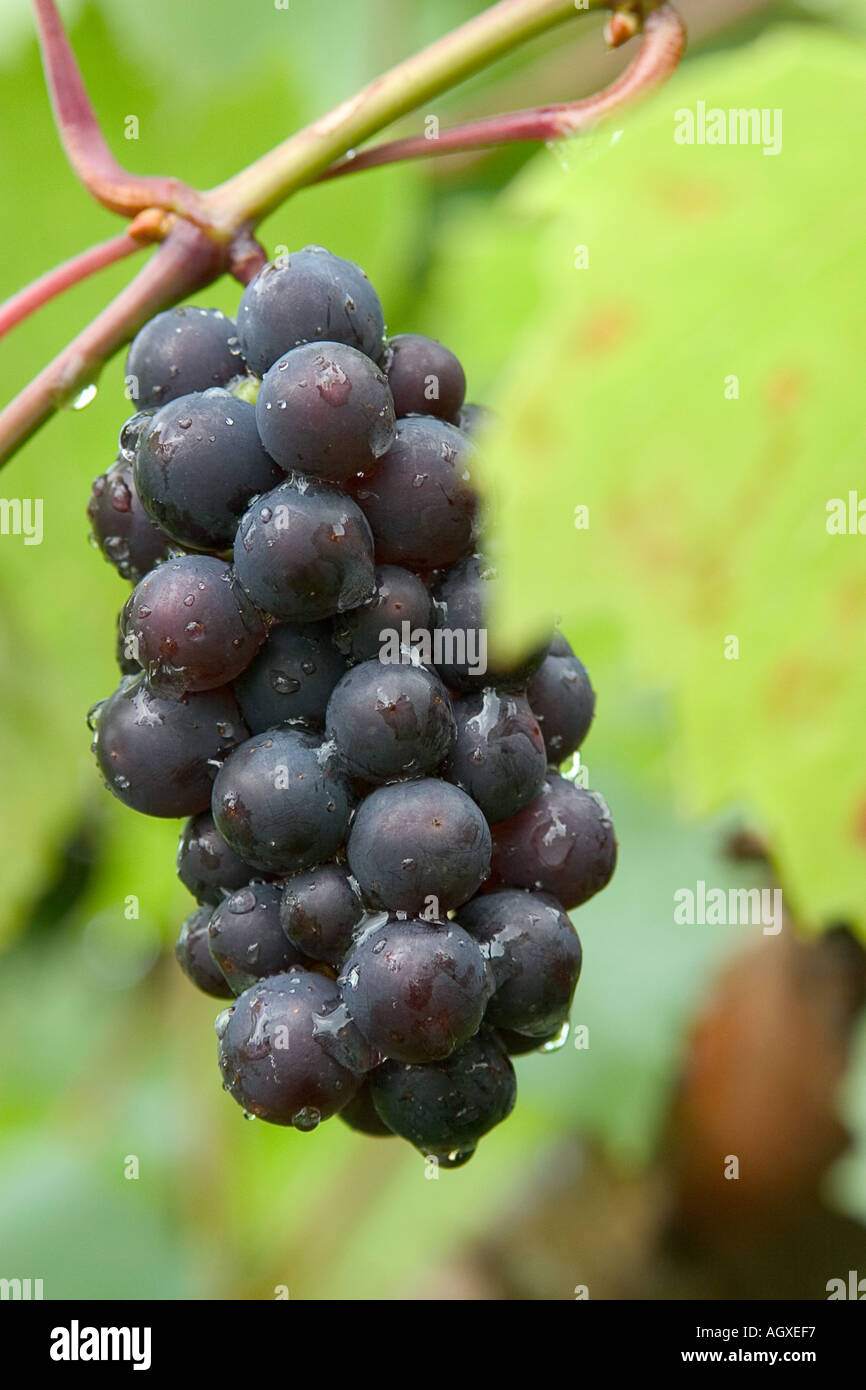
[332,565,434,665]
[177,810,261,905]
[458,889,581,1036]
[445,689,546,823]
[121,555,266,695]
[433,556,549,693]
[237,247,386,376]
[496,1027,561,1056]
[256,341,395,481]
[346,778,491,914]
[232,477,375,622]
[488,774,616,910]
[211,727,352,874]
[134,393,282,551]
[87,457,174,583]
[456,402,496,438]
[175,905,232,998]
[125,306,244,408]
[384,333,466,423]
[350,418,479,571]
[341,916,490,1063]
[527,633,596,762]
[338,1078,395,1136]
[325,659,455,784]
[217,971,365,1127]
[90,674,246,818]
[208,881,311,995]
[369,1028,516,1162]
[280,863,365,967]
[232,620,347,733]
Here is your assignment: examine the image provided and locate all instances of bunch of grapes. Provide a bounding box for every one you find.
[86,245,616,1168]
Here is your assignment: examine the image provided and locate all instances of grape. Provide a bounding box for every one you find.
[350,417,479,571]
[280,863,365,966]
[488,774,616,909]
[125,306,244,408]
[211,727,352,874]
[325,659,455,784]
[232,620,348,733]
[445,689,546,823]
[134,393,282,551]
[384,333,466,422]
[457,889,581,1036]
[332,564,434,664]
[177,810,260,906]
[208,881,311,995]
[90,674,246,818]
[369,1028,516,1162]
[346,778,491,913]
[341,916,490,1063]
[121,555,266,695]
[232,477,375,622]
[217,971,365,1127]
[527,633,596,762]
[433,555,549,693]
[237,247,386,376]
[456,402,495,438]
[256,341,395,481]
[175,905,232,998]
[87,456,174,583]
[338,1078,395,1136]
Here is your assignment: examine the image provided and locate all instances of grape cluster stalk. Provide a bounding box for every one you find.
[87,247,617,1166]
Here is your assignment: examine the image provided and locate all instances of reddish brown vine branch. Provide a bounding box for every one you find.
[0,1,686,467]
[0,222,224,458]
[32,0,206,222]
[317,4,684,182]
[0,232,145,342]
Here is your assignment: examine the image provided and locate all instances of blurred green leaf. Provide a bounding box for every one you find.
[424,27,866,933]
[0,1146,193,1298]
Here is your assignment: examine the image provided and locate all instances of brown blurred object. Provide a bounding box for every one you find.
[662,920,866,1297]
[410,911,866,1300]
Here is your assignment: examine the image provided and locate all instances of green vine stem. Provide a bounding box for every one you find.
[315,6,684,184]
[205,0,613,230]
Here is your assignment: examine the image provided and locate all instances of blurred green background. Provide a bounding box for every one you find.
[1,0,865,1300]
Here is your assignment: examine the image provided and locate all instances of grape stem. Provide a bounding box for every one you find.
[0,0,684,467]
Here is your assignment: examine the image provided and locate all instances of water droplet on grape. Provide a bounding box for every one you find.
[541,1022,570,1052]
[292,1106,321,1132]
